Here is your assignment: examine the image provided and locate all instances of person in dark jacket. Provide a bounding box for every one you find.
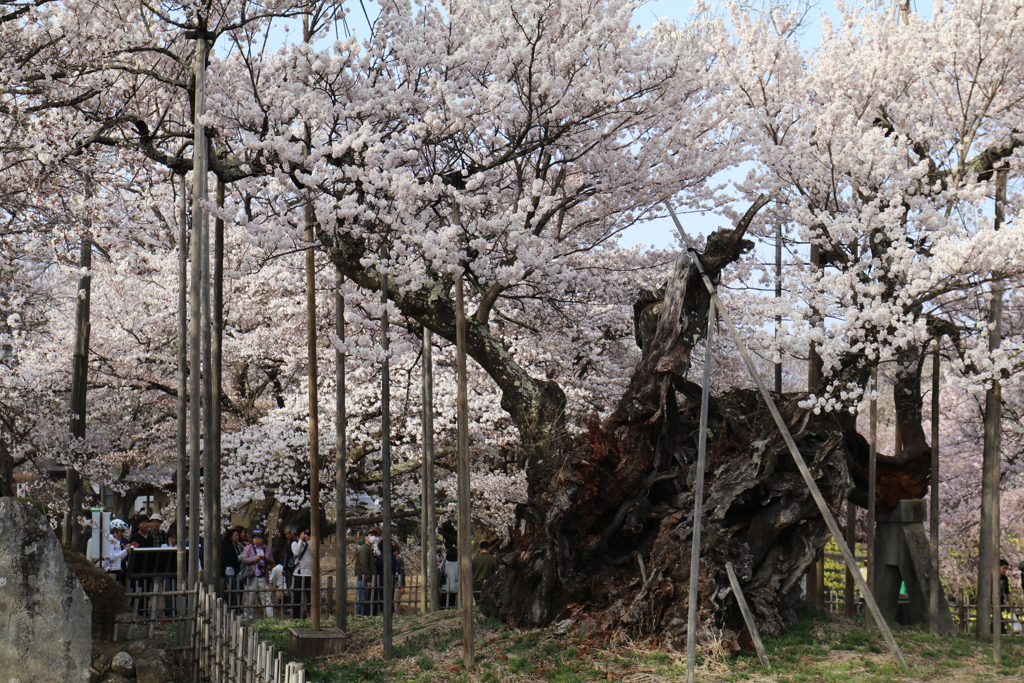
[221,528,242,609]
[353,530,379,616]
[471,541,499,603]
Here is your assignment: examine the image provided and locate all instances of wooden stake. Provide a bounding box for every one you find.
[664,203,907,669]
[686,299,716,683]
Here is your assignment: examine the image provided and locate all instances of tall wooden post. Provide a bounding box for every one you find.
[866,367,878,628]
[381,263,394,659]
[453,202,474,668]
[979,168,1006,650]
[806,243,825,607]
[335,273,348,630]
[175,172,189,641]
[306,201,322,631]
[188,30,209,588]
[929,341,940,633]
[208,179,224,594]
[65,231,92,548]
[685,299,716,683]
[420,329,437,613]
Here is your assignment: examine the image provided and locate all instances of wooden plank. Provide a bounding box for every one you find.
[664,203,908,669]
[725,561,770,668]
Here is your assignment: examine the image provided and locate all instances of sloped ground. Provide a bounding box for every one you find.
[250,603,1024,682]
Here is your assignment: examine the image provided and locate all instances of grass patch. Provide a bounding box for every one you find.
[237,605,1024,683]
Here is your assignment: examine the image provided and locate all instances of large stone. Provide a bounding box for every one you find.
[135,655,174,683]
[110,651,135,677]
[0,498,91,683]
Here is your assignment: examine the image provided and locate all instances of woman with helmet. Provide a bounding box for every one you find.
[104,519,133,585]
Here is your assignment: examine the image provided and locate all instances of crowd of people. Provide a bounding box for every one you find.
[102,512,502,620]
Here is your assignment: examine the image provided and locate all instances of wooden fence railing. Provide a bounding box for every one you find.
[192,583,306,683]
[822,588,1024,635]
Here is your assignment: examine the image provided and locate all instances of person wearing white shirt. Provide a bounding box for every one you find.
[103,519,132,585]
[290,529,313,619]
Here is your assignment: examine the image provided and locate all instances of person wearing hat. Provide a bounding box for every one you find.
[130,513,155,548]
[103,519,132,585]
[148,512,166,546]
[241,530,277,619]
[354,529,380,616]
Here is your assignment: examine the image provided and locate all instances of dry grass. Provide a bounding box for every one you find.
[250,605,1024,683]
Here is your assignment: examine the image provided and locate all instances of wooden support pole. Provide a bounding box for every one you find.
[685,299,716,683]
[980,167,1006,653]
[176,172,189,646]
[929,340,940,634]
[664,203,908,669]
[65,230,92,548]
[209,179,224,595]
[421,329,436,613]
[453,202,475,668]
[381,261,394,658]
[725,561,770,668]
[335,274,348,630]
[305,199,322,631]
[189,32,208,589]
[867,367,877,629]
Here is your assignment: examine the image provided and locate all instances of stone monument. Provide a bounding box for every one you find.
[0,497,92,682]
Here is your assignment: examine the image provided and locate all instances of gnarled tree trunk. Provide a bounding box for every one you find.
[485,221,929,648]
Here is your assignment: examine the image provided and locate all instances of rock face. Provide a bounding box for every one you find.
[0,498,92,683]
